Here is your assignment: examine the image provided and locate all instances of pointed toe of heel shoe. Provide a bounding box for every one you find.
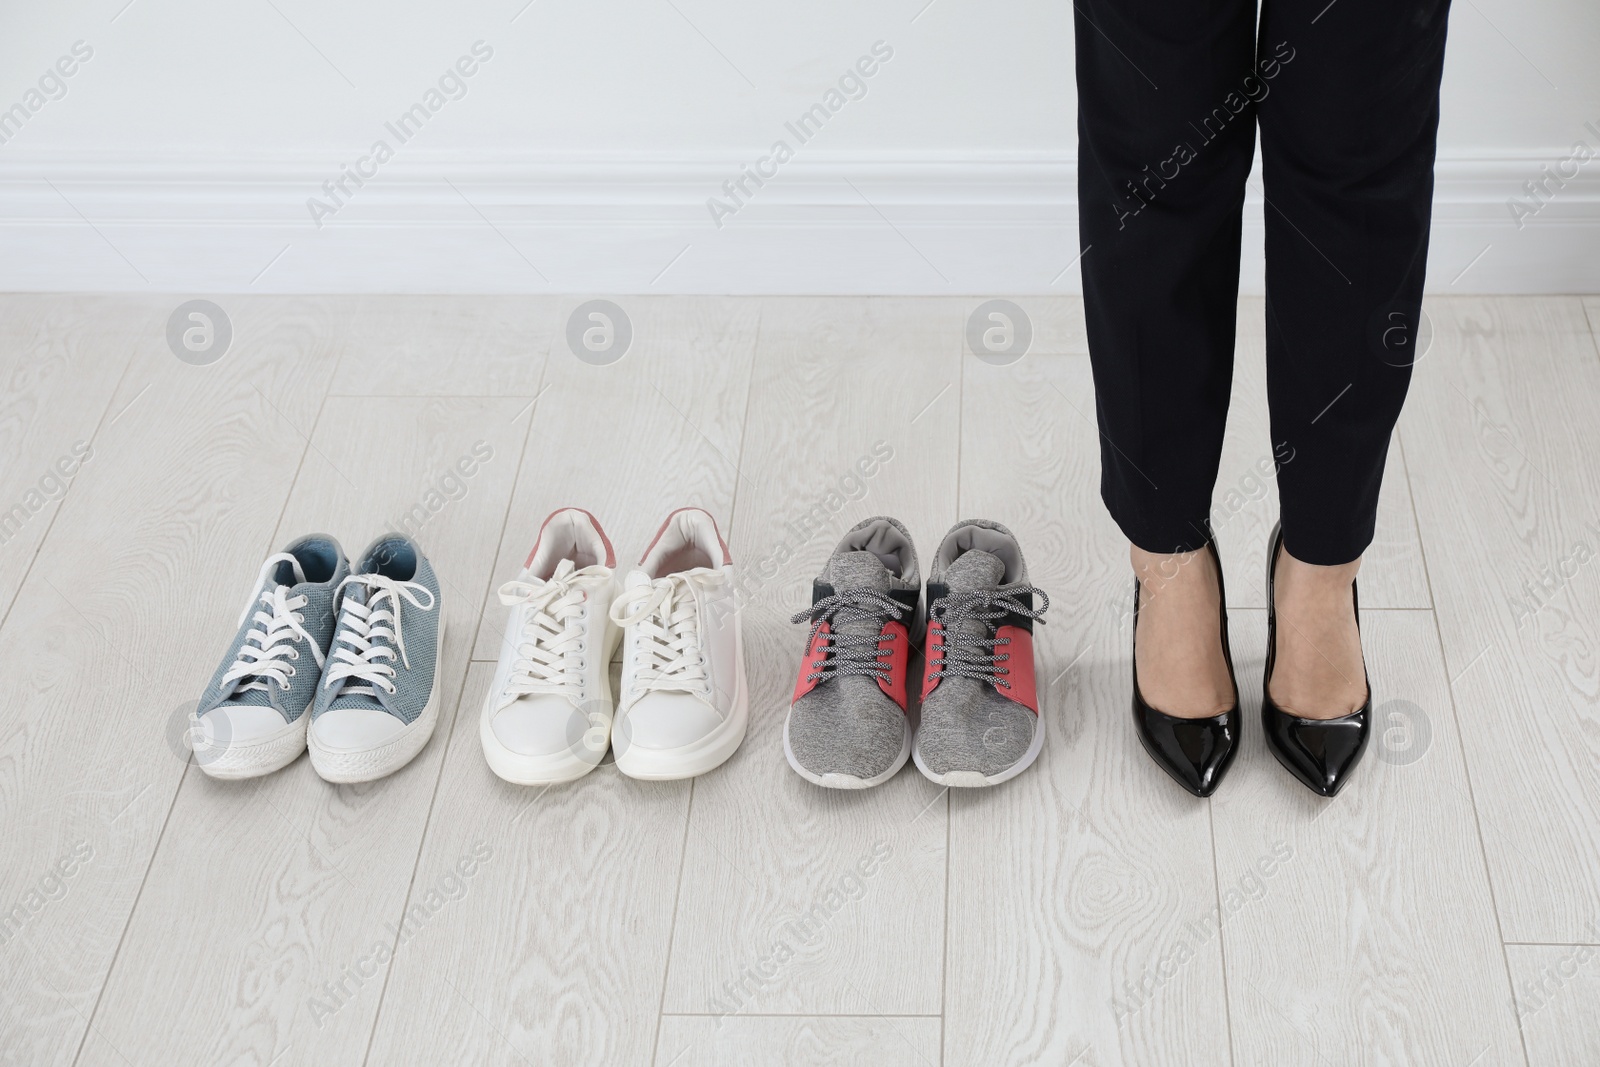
[1260,704,1368,797]
[1130,538,1241,798]
[1262,522,1371,799]
[1135,702,1239,798]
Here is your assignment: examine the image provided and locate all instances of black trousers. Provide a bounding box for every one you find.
[1075,0,1452,565]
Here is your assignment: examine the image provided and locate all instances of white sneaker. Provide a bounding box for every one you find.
[609,508,748,780]
[481,508,621,786]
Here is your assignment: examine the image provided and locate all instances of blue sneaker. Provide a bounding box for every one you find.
[192,536,349,779]
[308,535,445,782]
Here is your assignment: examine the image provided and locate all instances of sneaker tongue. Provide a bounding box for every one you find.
[328,583,395,715]
[625,569,652,592]
[218,574,301,707]
[939,549,1007,648]
[821,550,896,640]
[944,549,1005,593]
[827,550,892,593]
[275,556,308,586]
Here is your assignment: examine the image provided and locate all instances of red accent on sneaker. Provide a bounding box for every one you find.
[525,508,616,569]
[994,625,1039,714]
[921,621,946,700]
[792,622,832,704]
[876,620,910,711]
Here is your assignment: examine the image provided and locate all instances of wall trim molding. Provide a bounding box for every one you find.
[2,150,1596,293]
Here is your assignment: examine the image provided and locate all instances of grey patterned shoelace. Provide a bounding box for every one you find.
[790,589,907,684]
[929,586,1050,690]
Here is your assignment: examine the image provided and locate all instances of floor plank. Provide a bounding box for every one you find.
[1507,942,1600,1067]
[0,296,141,624]
[328,295,559,398]
[1399,296,1600,942]
[1212,610,1525,1067]
[364,665,692,1066]
[77,396,527,1067]
[661,297,960,1017]
[654,1014,943,1067]
[944,350,1231,1067]
[0,297,343,1067]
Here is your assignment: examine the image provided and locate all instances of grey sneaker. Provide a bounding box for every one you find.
[192,535,349,779]
[784,517,922,789]
[913,519,1050,787]
[308,535,445,783]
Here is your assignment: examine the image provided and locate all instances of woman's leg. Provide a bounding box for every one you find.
[1076,0,1258,553]
[1076,0,1258,717]
[1257,0,1451,717]
[1258,0,1450,564]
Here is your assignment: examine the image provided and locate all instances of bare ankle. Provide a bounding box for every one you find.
[1274,546,1361,600]
[1269,544,1368,718]
[1130,542,1233,718]
[1130,544,1215,600]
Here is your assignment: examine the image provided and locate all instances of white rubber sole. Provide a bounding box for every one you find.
[912,705,1046,788]
[308,619,446,784]
[479,621,622,787]
[613,661,749,781]
[479,706,609,786]
[191,711,307,781]
[781,710,912,790]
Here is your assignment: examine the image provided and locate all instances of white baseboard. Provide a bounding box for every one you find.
[1,150,1595,293]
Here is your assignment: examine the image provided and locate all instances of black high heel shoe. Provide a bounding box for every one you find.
[1261,522,1370,797]
[1131,539,1240,798]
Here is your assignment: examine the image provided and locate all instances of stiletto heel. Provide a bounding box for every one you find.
[1131,538,1240,797]
[1261,522,1370,797]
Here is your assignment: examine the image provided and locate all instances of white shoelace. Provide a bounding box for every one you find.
[496,559,611,706]
[322,574,436,699]
[608,570,724,699]
[220,553,323,694]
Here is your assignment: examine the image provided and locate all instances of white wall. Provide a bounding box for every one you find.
[1,0,1596,293]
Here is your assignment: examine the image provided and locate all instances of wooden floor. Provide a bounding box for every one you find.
[1,294,1598,1067]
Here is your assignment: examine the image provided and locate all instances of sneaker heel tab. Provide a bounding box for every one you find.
[641,507,731,568]
[530,507,618,570]
[688,507,732,565]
